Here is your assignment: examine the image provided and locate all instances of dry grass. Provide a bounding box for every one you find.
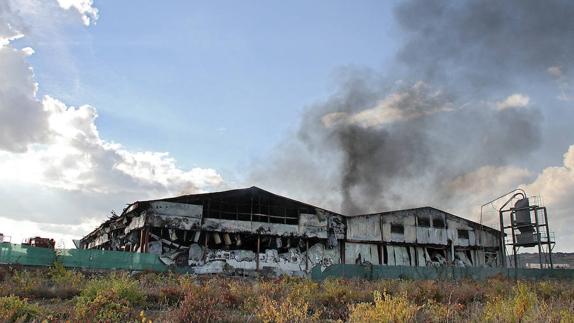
[0,265,573,322]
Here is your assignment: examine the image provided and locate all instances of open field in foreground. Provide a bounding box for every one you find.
[1,265,573,322]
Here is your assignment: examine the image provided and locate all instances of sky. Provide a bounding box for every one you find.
[0,0,573,252]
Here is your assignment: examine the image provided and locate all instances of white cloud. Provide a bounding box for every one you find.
[56,0,98,26]
[322,81,453,129]
[0,1,25,45]
[520,145,574,252]
[495,93,530,110]
[0,0,225,245]
[442,148,574,252]
[0,216,100,247]
[21,46,34,56]
[0,45,51,152]
[522,145,574,209]
[0,96,224,195]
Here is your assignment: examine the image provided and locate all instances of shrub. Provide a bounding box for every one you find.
[257,294,321,323]
[171,280,241,322]
[10,270,42,295]
[316,278,371,320]
[483,282,538,322]
[48,261,85,289]
[74,274,145,321]
[421,299,464,323]
[0,295,43,322]
[348,290,419,323]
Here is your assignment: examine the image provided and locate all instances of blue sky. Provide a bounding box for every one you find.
[29,1,399,176]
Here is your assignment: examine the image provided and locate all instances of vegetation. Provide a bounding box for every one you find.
[0,265,573,322]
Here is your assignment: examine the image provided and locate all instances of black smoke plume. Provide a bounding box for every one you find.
[251,0,574,215]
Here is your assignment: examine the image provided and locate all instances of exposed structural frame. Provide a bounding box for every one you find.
[79,186,504,275]
[483,188,555,270]
[500,203,554,270]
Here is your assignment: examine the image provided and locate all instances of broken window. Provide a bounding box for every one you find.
[205,199,299,225]
[391,223,404,234]
[433,217,445,228]
[417,215,431,227]
[458,229,469,239]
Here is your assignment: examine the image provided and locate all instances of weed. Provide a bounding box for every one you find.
[48,261,85,289]
[257,294,321,323]
[74,273,146,321]
[0,295,43,322]
[348,290,419,323]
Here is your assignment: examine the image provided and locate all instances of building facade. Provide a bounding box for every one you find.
[80,186,502,275]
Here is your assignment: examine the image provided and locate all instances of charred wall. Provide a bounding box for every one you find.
[80,188,502,275]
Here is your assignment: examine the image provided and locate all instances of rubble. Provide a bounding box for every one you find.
[80,186,503,275]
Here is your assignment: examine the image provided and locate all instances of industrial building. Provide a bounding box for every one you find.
[80,186,502,275]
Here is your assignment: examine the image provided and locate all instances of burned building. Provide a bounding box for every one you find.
[80,186,502,275]
[345,208,501,267]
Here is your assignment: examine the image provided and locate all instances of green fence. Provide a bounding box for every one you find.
[58,248,168,271]
[0,242,167,272]
[310,264,574,281]
[3,242,574,280]
[0,242,55,266]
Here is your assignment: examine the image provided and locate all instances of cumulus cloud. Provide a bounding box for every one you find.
[520,145,574,251]
[56,0,98,26]
[0,96,224,196]
[0,1,25,45]
[0,0,225,244]
[0,45,51,152]
[523,145,574,210]
[495,94,530,111]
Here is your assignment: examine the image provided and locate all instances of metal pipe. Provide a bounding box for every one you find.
[534,206,543,268]
[499,210,506,268]
[480,188,527,257]
[305,239,309,271]
[510,210,518,276]
[543,208,553,269]
[480,188,527,227]
[256,234,260,271]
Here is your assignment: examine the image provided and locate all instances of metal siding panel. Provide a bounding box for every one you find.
[346,216,382,241]
[387,245,395,266]
[405,225,417,243]
[344,242,379,264]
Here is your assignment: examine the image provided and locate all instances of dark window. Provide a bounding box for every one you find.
[458,229,469,239]
[391,223,404,234]
[433,217,445,228]
[417,216,431,227]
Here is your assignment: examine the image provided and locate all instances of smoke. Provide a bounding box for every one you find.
[292,76,541,215]
[250,0,574,215]
[395,0,574,92]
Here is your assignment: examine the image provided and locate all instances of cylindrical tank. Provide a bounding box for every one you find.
[514,198,533,232]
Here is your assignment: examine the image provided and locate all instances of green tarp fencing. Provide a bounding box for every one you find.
[310,264,574,281]
[57,248,168,271]
[3,242,573,280]
[0,243,167,272]
[0,242,55,266]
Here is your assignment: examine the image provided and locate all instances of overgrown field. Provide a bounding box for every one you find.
[1,264,573,322]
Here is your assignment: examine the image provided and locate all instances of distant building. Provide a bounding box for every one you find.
[80,186,502,275]
[525,263,570,269]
